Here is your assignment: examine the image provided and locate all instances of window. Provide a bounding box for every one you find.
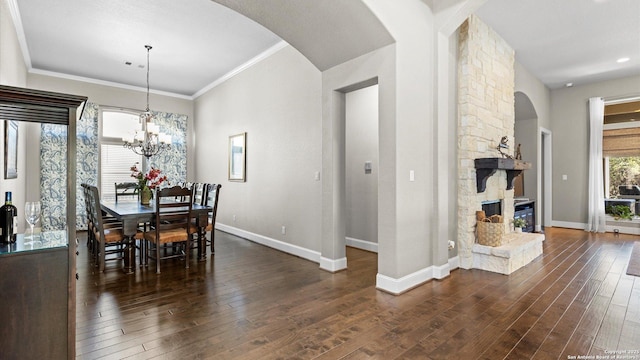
[100,109,142,201]
[603,100,640,199]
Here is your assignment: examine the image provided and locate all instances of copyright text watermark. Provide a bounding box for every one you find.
[567,350,640,360]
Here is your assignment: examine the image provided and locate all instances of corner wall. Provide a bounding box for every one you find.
[194,45,323,255]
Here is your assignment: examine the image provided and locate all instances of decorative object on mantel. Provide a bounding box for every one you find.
[122,45,171,158]
[476,213,504,246]
[474,157,532,193]
[130,163,168,205]
[515,143,522,160]
[496,136,513,159]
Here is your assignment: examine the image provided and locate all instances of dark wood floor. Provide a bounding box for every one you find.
[76,228,640,359]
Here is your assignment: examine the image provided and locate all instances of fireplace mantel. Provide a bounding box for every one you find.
[474,158,531,192]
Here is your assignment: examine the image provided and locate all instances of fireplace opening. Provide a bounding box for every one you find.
[482,200,502,217]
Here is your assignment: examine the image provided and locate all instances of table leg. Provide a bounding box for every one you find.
[122,236,135,274]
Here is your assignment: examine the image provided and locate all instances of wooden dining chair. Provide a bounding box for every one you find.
[191,182,207,206]
[87,185,140,272]
[114,182,139,202]
[203,183,222,254]
[144,185,196,274]
[81,183,96,254]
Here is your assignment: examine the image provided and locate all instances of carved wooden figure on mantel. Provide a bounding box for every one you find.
[497,136,513,159]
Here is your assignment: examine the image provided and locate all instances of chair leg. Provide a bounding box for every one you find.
[139,239,145,267]
[99,242,106,272]
[156,241,161,274]
[185,239,190,269]
[210,230,215,254]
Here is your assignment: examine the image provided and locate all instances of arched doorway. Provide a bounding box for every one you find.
[514,91,551,231]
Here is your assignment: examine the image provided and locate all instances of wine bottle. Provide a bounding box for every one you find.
[0,191,18,243]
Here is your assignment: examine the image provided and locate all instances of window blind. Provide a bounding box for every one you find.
[603,127,640,157]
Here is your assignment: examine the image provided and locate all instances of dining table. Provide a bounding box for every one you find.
[100,199,211,274]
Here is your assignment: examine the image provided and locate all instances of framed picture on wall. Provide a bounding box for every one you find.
[4,120,17,179]
[228,132,246,182]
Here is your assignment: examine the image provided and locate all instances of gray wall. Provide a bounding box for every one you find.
[193,45,323,252]
[550,75,640,226]
[514,117,537,200]
[345,85,379,247]
[0,0,26,87]
[514,61,551,230]
[0,0,28,231]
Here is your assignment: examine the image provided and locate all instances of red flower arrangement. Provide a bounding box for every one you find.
[130,163,168,190]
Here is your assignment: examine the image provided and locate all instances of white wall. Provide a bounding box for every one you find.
[0,0,28,231]
[346,85,379,248]
[551,75,640,226]
[194,45,323,253]
[0,0,26,87]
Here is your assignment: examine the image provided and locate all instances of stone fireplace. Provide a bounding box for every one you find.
[482,199,502,218]
[456,16,544,274]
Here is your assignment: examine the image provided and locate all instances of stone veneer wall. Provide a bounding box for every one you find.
[457,15,515,269]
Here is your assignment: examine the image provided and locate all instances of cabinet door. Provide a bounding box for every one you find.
[0,248,68,359]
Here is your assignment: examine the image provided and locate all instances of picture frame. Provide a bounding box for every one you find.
[228,132,246,182]
[4,120,17,179]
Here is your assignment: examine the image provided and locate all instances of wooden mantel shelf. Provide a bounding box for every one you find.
[474,158,532,193]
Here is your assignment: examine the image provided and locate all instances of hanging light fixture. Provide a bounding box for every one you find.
[123,45,171,158]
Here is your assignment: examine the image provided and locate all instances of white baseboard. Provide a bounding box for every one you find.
[433,263,450,279]
[448,256,460,270]
[605,223,640,235]
[376,258,457,294]
[345,237,378,253]
[320,256,348,272]
[216,223,321,263]
[552,220,586,230]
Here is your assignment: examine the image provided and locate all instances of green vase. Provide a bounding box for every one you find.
[140,186,152,205]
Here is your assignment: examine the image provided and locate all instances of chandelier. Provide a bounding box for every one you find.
[123,45,171,158]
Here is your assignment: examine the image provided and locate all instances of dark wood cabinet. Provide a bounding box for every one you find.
[0,241,69,359]
[0,85,86,359]
[515,200,535,233]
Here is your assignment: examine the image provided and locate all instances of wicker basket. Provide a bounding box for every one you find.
[476,217,504,247]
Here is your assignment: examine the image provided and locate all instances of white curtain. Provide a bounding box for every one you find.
[587,97,606,232]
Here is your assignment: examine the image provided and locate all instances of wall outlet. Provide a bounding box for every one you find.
[233,215,236,222]
[281,226,286,235]
[315,171,320,181]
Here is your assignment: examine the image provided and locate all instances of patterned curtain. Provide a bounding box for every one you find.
[146,111,188,187]
[40,102,187,231]
[40,123,69,231]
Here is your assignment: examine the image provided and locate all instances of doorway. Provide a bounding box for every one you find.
[345,85,379,255]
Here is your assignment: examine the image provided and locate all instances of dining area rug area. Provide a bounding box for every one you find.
[627,241,640,277]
